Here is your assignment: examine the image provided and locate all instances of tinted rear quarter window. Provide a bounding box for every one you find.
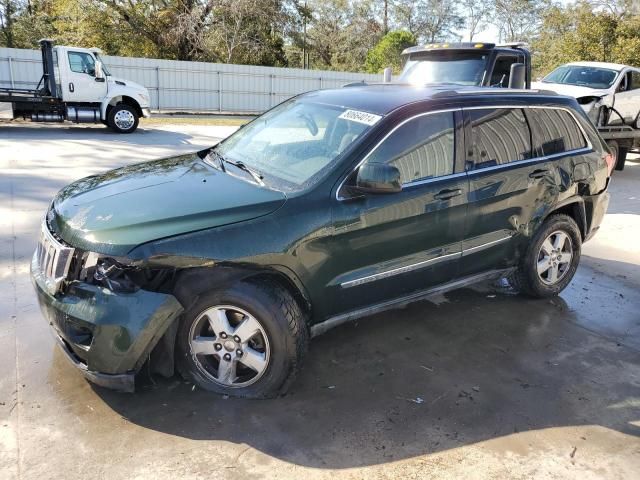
[526,109,587,156]
[468,108,532,168]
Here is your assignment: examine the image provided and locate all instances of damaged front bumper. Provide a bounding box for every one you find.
[31,255,183,392]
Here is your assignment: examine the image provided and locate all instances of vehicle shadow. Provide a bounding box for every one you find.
[0,123,207,146]
[82,281,639,469]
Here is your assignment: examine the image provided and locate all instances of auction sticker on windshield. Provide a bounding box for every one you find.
[338,109,382,126]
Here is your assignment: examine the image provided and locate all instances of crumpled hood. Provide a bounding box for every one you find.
[533,81,609,100]
[49,153,286,256]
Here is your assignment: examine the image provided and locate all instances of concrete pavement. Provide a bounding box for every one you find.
[1,122,638,479]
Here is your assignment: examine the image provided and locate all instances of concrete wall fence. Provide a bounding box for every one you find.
[0,47,382,114]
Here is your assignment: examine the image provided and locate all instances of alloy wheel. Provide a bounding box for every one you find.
[188,305,270,388]
[537,230,573,285]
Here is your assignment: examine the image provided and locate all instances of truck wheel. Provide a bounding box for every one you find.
[615,147,628,171]
[511,214,581,298]
[175,279,308,398]
[108,104,139,133]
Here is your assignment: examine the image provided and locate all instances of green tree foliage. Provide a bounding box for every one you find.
[533,2,640,76]
[393,0,463,43]
[3,0,640,74]
[365,29,416,73]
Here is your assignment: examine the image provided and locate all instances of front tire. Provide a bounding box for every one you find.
[512,214,582,298]
[107,104,139,133]
[176,279,308,398]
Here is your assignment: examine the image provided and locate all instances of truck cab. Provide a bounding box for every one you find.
[54,44,151,124]
[399,42,531,89]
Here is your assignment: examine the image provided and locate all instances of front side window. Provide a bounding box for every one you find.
[527,109,587,156]
[468,108,532,168]
[68,52,96,75]
[214,100,374,189]
[365,112,455,184]
[630,71,640,90]
[490,55,521,87]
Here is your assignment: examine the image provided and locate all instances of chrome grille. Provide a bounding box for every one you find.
[35,222,75,295]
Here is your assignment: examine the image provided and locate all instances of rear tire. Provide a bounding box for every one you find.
[107,104,139,133]
[512,214,581,298]
[615,146,628,171]
[175,279,308,398]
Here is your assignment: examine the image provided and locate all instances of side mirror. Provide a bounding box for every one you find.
[508,63,526,89]
[95,61,104,79]
[355,163,402,194]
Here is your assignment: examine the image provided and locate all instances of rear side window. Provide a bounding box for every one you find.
[526,109,587,156]
[366,111,455,183]
[467,108,532,168]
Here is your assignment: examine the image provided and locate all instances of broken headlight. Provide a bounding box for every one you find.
[93,258,139,293]
[78,253,139,293]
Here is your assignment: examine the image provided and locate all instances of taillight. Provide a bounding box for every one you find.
[604,152,615,176]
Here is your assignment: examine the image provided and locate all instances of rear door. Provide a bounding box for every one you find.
[327,109,469,316]
[459,107,558,277]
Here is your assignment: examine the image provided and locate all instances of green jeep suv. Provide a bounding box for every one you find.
[31,85,612,397]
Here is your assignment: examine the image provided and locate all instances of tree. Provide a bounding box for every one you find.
[493,0,544,42]
[462,0,492,41]
[532,3,640,76]
[393,0,462,43]
[365,29,416,73]
[302,0,382,71]
[0,0,17,46]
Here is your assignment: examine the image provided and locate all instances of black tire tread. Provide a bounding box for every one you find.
[511,214,581,298]
[175,278,308,398]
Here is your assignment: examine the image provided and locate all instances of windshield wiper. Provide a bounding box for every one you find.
[206,150,226,172]
[225,158,264,186]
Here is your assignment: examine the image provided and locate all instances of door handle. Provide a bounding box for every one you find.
[529,169,549,179]
[68,82,74,92]
[434,188,462,200]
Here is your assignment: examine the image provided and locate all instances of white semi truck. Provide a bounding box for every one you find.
[0,39,151,133]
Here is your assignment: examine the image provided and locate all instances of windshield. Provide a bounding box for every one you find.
[94,53,111,76]
[542,65,618,89]
[400,52,489,86]
[212,100,377,190]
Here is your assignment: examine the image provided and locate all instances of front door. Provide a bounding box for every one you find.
[326,109,469,317]
[62,50,107,103]
[613,70,640,126]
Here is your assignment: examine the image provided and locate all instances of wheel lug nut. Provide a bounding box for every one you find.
[236,349,243,356]
[233,335,241,343]
[223,353,231,361]
[220,332,227,339]
[214,343,222,351]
